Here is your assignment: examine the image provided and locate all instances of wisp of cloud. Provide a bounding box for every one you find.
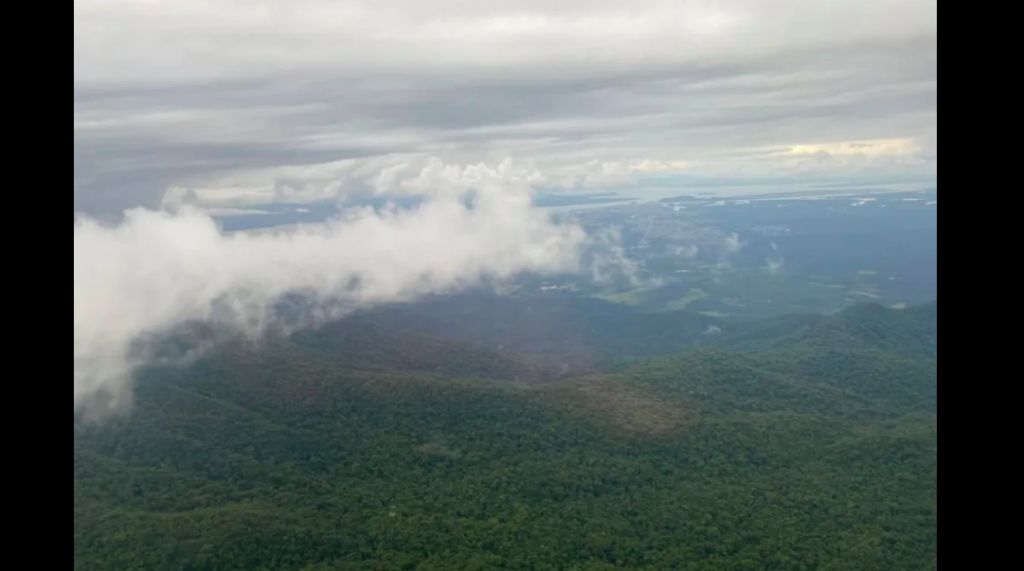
[74,182,587,415]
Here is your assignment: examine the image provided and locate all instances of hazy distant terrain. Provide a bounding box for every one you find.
[545,188,938,319]
[216,188,937,321]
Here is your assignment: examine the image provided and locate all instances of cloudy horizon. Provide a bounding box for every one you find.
[74,0,937,413]
[75,0,937,216]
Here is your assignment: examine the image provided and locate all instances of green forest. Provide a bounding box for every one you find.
[74,301,938,571]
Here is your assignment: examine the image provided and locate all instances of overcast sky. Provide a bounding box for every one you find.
[74,0,937,214]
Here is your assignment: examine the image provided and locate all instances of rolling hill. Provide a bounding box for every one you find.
[74,300,937,571]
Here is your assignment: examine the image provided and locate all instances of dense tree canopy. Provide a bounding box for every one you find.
[75,302,937,571]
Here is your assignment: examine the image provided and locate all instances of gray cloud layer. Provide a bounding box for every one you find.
[75,0,937,213]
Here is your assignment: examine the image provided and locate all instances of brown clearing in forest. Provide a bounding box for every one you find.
[544,376,696,436]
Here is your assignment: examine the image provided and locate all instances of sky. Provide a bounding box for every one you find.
[73,0,937,414]
[74,0,937,214]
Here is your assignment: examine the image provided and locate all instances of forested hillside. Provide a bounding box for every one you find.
[74,302,938,571]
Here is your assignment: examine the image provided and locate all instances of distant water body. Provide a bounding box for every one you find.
[217,183,935,231]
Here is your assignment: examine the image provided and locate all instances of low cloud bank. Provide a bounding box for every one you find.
[74,184,589,415]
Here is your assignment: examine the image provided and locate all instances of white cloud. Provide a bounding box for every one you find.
[74,181,587,415]
[766,256,786,275]
[587,227,643,286]
[153,156,692,209]
[675,244,700,259]
[789,138,921,157]
[721,232,745,257]
[709,232,746,274]
[765,242,785,274]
